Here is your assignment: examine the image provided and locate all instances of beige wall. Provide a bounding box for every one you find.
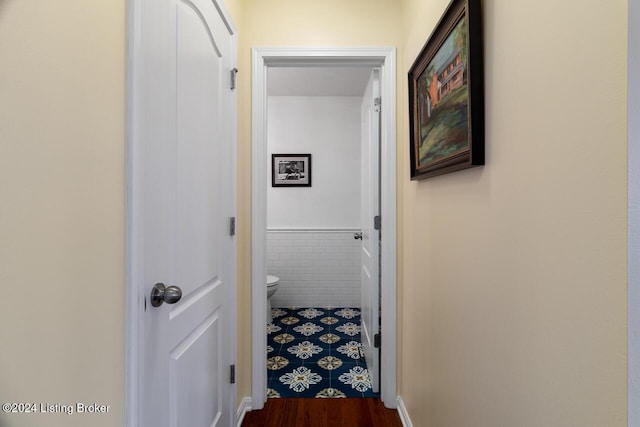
[235,0,403,400]
[400,0,628,425]
[0,1,126,426]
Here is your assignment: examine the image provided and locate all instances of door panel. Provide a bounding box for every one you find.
[360,69,381,393]
[176,0,223,292]
[170,312,221,427]
[140,0,236,425]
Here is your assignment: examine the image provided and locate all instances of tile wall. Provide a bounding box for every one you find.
[267,229,361,307]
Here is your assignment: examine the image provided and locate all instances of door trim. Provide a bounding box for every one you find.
[125,1,238,425]
[251,46,397,409]
[629,0,639,423]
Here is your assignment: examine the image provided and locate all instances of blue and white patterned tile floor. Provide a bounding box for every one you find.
[267,307,378,399]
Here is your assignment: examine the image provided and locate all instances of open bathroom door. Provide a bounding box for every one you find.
[360,69,381,393]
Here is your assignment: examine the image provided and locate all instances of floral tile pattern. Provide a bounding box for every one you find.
[336,341,364,359]
[338,366,371,392]
[335,322,360,336]
[297,308,325,319]
[292,322,324,336]
[271,308,288,318]
[287,341,323,359]
[320,316,339,325]
[267,307,378,398]
[266,323,281,334]
[279,366,322,392]
[267,356,289,370]
[334,308,360,319]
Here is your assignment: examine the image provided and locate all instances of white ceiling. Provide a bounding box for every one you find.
[267,67,372,96]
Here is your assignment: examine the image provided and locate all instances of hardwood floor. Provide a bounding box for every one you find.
[241,398,403,427]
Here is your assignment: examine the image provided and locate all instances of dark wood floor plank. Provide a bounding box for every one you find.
[295,398,326,427]
[241,398,403,427]
[341,398,372,426]
[265,399,284,427]
[366,396,401,427]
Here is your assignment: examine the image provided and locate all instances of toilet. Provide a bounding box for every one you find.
[266,275,280,323]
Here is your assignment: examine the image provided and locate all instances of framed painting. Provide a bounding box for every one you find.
[271,154,312,187]
[408,0,484,180]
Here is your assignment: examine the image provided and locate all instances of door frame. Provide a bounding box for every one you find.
[125,1,238,425]
[629,0,639,423]
[251,46,397,409]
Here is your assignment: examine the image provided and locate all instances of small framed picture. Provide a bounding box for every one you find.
[271,154,312,187]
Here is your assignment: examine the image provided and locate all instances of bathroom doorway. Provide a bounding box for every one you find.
[265,66,378,399]
[251,47,397,410]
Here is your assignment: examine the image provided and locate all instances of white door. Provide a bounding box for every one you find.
[360,69,381,393]
[138,0,237,425]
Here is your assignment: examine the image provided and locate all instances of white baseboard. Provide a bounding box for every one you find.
[396,396,413,427]
[236,397,252,427]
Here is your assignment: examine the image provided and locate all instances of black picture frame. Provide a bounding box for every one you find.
[408,0,484,180]
[271,154,312,187]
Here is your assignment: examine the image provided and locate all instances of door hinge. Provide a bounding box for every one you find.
[374,333,381,348]
[230,217,236,236]
[374,97,381,112]
[230,68,238,90]
[374,215,381,231]
[230,364,236,384]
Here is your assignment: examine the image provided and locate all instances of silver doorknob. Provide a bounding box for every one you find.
[150,283,182,307]
[354,232,363,240]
